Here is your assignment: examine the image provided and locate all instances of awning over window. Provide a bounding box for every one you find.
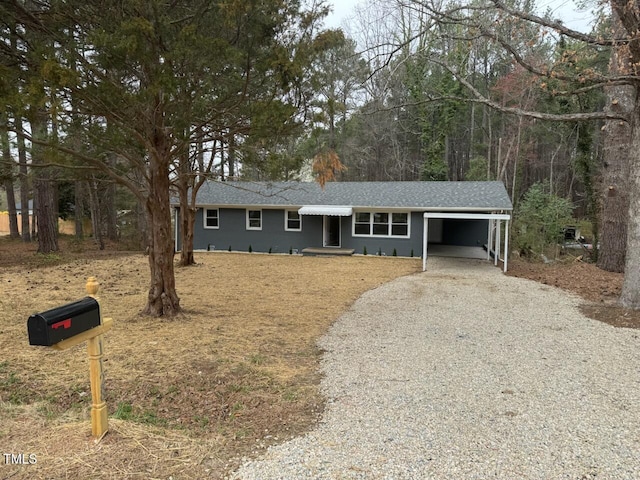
[298,205,353,216]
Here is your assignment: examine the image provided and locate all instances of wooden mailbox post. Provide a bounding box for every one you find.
[27,277,113,440]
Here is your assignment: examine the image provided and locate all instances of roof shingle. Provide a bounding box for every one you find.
[187,181,513,211]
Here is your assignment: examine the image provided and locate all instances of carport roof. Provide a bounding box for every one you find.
[187,181,513,211]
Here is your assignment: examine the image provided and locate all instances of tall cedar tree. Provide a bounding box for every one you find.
[0,0,327,316]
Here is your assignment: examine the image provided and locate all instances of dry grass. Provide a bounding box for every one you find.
[0,237,421,479]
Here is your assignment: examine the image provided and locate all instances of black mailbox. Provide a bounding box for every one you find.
[27,297,101,346]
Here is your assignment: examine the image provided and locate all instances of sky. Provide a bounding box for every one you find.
[323,0,598,33]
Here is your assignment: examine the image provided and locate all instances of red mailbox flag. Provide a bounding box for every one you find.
[52,319,72,329]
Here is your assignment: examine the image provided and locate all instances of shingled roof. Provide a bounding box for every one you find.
[187,181,513,211]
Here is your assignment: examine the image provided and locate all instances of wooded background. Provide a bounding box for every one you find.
[2,0,639,313]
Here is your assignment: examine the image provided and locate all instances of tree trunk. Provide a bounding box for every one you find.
[176,164,195,266]
[620,105,640,308]
[15,116,31,242]
[33,179,58,252]
[1,114,19,239]
[88,176,104,250]
[142,107,181,316]
[228,134,236,179]
[104,180,118,241]
[33,173,58,252]
[31,193,37,240]
[143,154,181,316]
[178,135,213,267]
[74,180,84,239]
[597,10,632,273]
[31,109,58,253]
[4,178,19,239]
[179,198,195,266]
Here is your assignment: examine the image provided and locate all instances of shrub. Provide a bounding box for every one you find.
[514,182,574,258]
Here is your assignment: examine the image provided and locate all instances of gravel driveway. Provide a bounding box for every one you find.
[231,257,640,479]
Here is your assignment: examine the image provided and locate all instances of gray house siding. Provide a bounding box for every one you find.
[190,207,322,253]
[341,212,423,257]
[181,207,426,256]
[179,207,490,256]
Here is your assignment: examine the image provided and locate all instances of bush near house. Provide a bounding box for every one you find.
[513,182,574,259]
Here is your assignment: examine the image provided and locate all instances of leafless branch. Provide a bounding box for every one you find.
[437,58,629,123]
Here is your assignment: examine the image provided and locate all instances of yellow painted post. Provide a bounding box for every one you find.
[86,277,109,440]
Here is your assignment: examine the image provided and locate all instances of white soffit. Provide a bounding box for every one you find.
[298,205,353,216]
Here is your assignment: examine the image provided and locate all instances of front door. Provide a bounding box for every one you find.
[324,216,341,247]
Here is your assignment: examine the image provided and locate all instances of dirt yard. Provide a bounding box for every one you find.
[0,237,637,480]
[507,257,640,329]
[0,237,421,480]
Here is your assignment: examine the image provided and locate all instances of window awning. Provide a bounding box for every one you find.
[298,205,353,216]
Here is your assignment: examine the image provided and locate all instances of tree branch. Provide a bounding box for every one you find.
[491,0,620,47]
[437,59,630,123]
[15,128,147,202]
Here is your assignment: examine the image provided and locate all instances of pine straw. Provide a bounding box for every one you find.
[3,411,221,479]
[0,248,421,479]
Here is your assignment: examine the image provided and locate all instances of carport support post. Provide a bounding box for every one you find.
[86,277,108,440]
[422,217,429,271]
[487,219,493,260]
[494,220,501,266]
[503,220,510,272]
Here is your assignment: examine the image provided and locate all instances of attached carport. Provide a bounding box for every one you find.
[422,212,511,272]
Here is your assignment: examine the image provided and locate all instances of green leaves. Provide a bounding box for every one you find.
[514,182,574,256]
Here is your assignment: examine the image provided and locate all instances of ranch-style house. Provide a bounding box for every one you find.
[173,180,513,270]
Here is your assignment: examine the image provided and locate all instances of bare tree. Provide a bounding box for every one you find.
[361,0,640,308]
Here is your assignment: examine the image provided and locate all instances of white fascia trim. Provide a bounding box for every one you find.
[423,212,511,220]
[421,207,513,212]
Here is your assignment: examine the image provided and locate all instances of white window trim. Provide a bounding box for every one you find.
[352,211,411,238]
[246,209,262,230]
[284,210,302,232]
[203,208,220,229]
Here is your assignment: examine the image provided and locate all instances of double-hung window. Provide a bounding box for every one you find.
[246,209,262,230]
[354,212,370,235]
[353,211,410,237]
[285,210,302,231]
[372,213,389,235]
[391,213,409,236]
[204,208,219,229]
